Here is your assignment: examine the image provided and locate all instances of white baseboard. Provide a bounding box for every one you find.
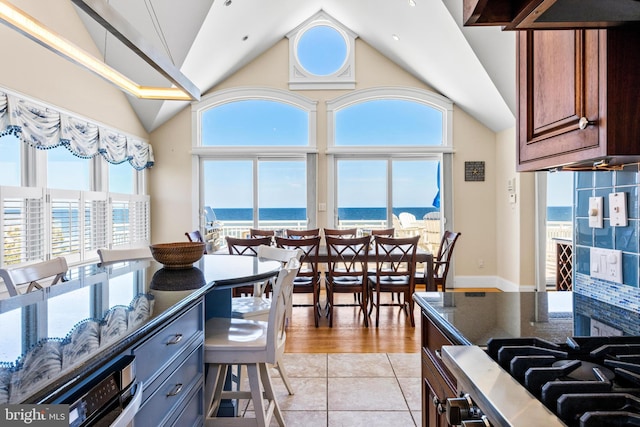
[451,276,536,292]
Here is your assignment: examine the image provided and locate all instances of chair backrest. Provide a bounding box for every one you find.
[323,228,358,238]
[249,228,275,238]
[266,257,301,364]
[372,235,419,284]
[325,235,370,281]
[0,257,69,297]
[275,236,321,281]
[398,212,417,228]
[185,230,207,254]
[226,236,272,256]
[185,230,204,243]
[371,228,395,238]
[97,247,152,264]
[257,244,303,264]
[285,228,320,238]
[204,206,218,223]
[434,231,461,286]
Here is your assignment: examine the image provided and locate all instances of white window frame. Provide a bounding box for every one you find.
[326,87,454,232]
[286,10,357,90]
[191,87,318,231]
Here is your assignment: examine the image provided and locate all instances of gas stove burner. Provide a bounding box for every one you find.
[558,393,640,426]
[552,359,616,382]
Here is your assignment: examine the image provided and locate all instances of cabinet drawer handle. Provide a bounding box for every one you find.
[166,334,183,345]
[434,349,442,360]
[167,383,183,397]
[578,117,596,130]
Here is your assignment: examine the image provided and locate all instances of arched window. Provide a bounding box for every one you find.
[327,87,453,252]
[192,88,317,240]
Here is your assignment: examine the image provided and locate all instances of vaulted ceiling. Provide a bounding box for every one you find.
[72,0,516,134]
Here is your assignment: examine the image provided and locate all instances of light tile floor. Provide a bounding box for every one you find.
[239,352,422,427]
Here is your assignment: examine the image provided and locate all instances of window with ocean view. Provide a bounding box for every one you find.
[203,159,308,236]
[328,88,450,251]
[194,89,315,240]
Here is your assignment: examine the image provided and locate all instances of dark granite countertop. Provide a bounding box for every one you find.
[413,291,640,347]
[0,255,280,405]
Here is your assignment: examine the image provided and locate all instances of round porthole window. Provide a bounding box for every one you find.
[297,25,347,76]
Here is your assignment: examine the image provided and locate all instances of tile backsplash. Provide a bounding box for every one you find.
[574,165,640,314]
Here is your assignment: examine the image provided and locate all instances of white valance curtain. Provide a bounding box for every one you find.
[0,91,153,170]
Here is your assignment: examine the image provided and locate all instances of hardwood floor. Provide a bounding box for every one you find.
[285,287,499,354]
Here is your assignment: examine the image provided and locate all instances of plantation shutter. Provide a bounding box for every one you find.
[131,195,150,245]
[109,194,150,248]
[84,192,108,260]
[0,186,46,266]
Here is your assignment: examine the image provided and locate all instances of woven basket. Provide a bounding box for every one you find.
[149,242,206,269]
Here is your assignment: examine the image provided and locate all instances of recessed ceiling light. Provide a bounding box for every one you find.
[408,0,416,6]
[392,34,400,41]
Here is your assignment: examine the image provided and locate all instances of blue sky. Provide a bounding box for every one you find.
[547,172,573,206]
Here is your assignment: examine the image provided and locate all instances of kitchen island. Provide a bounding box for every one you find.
[413,291,640,427]
[0,255,280,425]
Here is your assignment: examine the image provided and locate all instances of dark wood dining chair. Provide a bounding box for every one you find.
[324,235,371,327]
[429,231,461,292]
[368,235,420,327]
[371,228,395,238]
[275,236,322,327]
[323,228,358,238]
[185,230,207,253]
[285,228,321,238]
[226,236,273,296]
[249,228,275,238]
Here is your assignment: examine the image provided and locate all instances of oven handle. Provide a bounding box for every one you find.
[109,381,143,427]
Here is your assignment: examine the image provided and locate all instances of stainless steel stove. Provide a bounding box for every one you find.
[441,336,640,427]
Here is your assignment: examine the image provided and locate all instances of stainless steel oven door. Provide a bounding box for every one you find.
[54,355,142,427]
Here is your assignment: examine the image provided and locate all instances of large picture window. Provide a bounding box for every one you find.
[328,88,453,252]
[0,90,150,269]
[203,159,308,237]
[193,88,317,244]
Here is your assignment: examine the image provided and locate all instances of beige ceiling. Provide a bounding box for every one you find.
[72,0,516,133]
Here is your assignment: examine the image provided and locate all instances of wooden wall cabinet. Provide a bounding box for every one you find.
[517,27,640,172]
[464,0,640,29]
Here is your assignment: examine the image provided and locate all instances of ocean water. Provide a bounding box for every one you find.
[214,207,438,221]
[212,206,573,222]
[547,206,572,221]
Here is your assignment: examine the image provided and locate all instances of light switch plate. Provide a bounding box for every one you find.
[588,196,603,228]
[609,192,628,227]
[590,248,623,284]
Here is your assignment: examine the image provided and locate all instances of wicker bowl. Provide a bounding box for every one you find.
[149,242,206,269]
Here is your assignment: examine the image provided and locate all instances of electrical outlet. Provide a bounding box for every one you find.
[590,248,623,284]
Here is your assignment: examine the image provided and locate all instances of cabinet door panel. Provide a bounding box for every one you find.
[518,29,600,169]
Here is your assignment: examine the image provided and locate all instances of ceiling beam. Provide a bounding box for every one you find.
[71,0,200,101]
